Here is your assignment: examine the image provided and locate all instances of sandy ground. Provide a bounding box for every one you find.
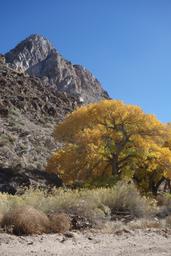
[0,229,171,256]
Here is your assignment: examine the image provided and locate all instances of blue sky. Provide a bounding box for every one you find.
[1,0,171,122]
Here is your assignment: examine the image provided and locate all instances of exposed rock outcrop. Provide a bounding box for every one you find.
[5,34,53,71]
[0,61,78,192]
[5,34,109,103]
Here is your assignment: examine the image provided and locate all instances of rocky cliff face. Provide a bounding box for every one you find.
[5,34,109,103]
[5,34,53,71]
[0,61,79,192]
[0,61,80,169]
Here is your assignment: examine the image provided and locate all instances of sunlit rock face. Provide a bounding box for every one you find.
[5,34,109,103]
[5,34,53,71]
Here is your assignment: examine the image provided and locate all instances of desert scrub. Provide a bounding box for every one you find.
[127,218,163,230]
[0,134,15,147]
[97,182,156,217]
[8,107,20,117]
[49,212,71,233]
[156,193,171,218]
[1,206,50,235]
[0,182,156,226]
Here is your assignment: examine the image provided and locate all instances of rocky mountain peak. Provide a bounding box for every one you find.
[5,34,53,72]
[5,34,109,103]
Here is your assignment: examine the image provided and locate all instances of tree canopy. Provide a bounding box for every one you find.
[47,100,171,193]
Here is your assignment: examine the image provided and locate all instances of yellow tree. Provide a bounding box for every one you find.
[133,143,171,195]
[47,100,166,188]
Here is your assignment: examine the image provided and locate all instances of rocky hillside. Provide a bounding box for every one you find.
[0,34,110,193]
[0,61,79,192]
[5,34,109,103]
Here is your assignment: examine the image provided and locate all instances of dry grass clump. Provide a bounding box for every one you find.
[94,182,155,218]
[49,212,71,233]
[1,206,50,235]
[99,218,165,234]
[128,218,162,230]
[100,221,126,234]
[156,193,171,218]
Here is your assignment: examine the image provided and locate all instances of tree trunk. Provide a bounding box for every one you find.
[111,154,120,176]
[164,179,171,193]
[149,177,165,196]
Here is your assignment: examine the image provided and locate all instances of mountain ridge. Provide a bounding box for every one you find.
[5,34,109,103]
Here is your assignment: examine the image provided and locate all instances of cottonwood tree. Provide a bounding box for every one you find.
[47,100,171,192]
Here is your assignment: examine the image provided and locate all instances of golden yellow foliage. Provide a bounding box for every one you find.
[47,100,171,193]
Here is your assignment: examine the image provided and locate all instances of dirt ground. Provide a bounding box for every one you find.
[0,229,171,256]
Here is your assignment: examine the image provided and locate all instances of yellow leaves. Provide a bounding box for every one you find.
[75,126,104,144]
[54,99,163,143]
[47,99,171,188]
[47,144,79,182]
[157,147,171,178]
